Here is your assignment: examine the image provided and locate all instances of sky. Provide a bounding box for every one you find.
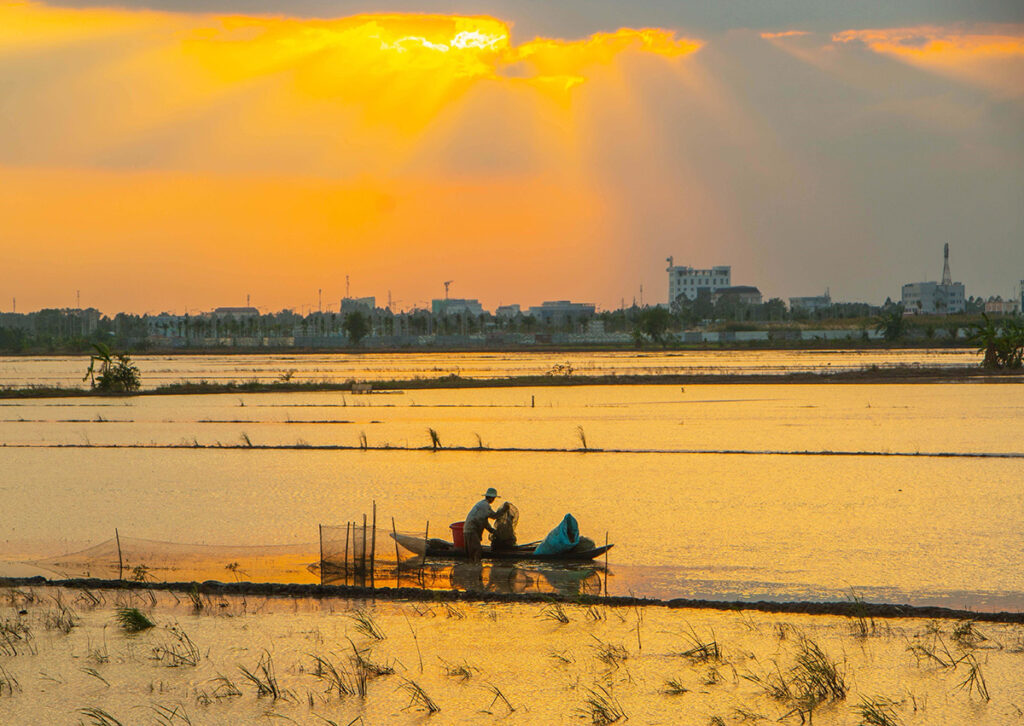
[1,1,1022,315]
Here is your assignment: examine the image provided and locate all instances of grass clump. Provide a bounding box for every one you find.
[427,428,442,451]
[482,682,516,714]
[673,623,722,663]
[350,609,386,640]
[856,695,904,726]
[539,602,570,624]
[0,664,21,696]
[956,653,990,701]
[400,679,440,713]
[151,624,201,667]
[78,707,123,726]
[115,607,154,633]
[590,635,628,669]
[440,658,477,680]
[239,650,290,700]
[577,684,626,724]
[662,677,689,695]
[744,635,846,720]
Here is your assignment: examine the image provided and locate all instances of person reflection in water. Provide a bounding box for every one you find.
[463,487,500,564]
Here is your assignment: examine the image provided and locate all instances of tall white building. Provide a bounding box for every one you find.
[901,244,965,315]
[666,257,731,303]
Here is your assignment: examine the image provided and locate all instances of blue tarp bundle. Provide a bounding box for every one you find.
[533,513,580,555]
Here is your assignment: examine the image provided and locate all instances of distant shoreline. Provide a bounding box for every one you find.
[2,575,1022,622]
[0,365,1020,399]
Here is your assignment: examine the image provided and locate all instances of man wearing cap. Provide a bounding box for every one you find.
[463,487,500,564]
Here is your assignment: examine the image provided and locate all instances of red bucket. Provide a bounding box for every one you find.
[449,521,466,549]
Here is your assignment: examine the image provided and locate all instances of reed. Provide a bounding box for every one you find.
[856,696,905,726]
[439,658,477,680]
[427,428,442,451]
[43,594,78,633]
[240,431,253,447]
[151,624,201,667]
[239,650,288,700]
[589,635,628,669]
[673,624,722,663]
[548,649,575,664]
[540,602,570,624]
[661,677,689,695]
[400,679,440,713]
[743,635,846,718]
[482,683,516,714]
[309,653,356,697]
[848,590,876,638]
[577,684,625,724]
[956,653,990,701]
[576,425,588,451]
[441,602,465,620]
[186,585,203,612]
[358,431,368,450]
[209,673,242,698]
[115,607,155,633]
[350,609,386,640]
[151,703,193,726]
[78,707,123,726]
[0,664,21,696]
[81,667,109,687]
[951,620,989,649]
[0,618,35,656]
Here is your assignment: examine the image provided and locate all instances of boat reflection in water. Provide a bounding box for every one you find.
[322,561,606,597]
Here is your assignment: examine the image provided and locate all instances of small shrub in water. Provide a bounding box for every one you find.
[115,607,154,633]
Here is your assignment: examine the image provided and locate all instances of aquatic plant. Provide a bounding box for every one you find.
[427,428,442,451]
[589,635,628,669]
[151,703,193,726]
[482,682,516,714]
[576,425,588,451]
[400,679,440,713]
[540,602,570,624]
[744,635,847,719]
[350,609,386,640]
[577,684,625,724]
[239,650,289,700]
[673,624,722,663]
[951,620,989,649]
[43,594,78,633]
[661,677,689,695]
[956,653,990,701]
[81,666,109,687]
[310,653,356,697]
[0,664,21,696]
[856,696,905,726]
[115,607,154,633]
[848,590,876,638]
[78,707,123,726]
[151,624,201,667]
[439,658,477,680]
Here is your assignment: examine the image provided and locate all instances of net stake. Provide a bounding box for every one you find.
[370,501,377,591]
[392,516,401,587]
[115,528,123,581]
[362,513,368,578]
[318,524,324,586]
[344,522,350,579]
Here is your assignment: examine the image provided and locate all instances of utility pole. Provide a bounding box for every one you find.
[640,284,643,307]
[345,275,350,298]
[443,280,453,300]
[318,288,322,313]
[76,290,80,309]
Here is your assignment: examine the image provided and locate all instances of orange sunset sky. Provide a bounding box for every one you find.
[1,1,1022,314]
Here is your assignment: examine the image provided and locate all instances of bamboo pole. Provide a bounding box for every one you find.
[419,520,429,586]
[392,516,401,587]
[318,524,324,586]
[604,531,609,597]
[370,501,377,589]
[115,528,123,581]
[362,513,368,577]
[344,522,350,578]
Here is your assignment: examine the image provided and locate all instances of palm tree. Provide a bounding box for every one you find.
[874,306,906,342]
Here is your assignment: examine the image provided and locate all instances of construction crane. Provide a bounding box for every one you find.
[443,280,454,300]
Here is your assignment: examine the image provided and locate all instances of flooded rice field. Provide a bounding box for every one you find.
[1,587,1023,725]
[2,382,1022,611]
[0,348,979,389]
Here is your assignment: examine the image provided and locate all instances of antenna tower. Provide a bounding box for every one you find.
[941,243,952,285]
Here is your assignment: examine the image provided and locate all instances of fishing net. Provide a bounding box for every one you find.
[489,502,519,551]
[30,536,319,584]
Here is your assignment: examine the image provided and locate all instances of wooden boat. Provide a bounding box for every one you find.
[390,532,613,562]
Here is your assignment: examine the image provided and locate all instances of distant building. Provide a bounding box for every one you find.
[985,296,1019,315]
[341,297,375,315]
[432,298,484,316]
[211,306,260,320]
[789,291,831,314]
[495,304,521,318]
[901,244,965,315]
[527,300,596,323]
[1020,280,1024,315]
[712,286,762,306]
[666,257,731,303]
